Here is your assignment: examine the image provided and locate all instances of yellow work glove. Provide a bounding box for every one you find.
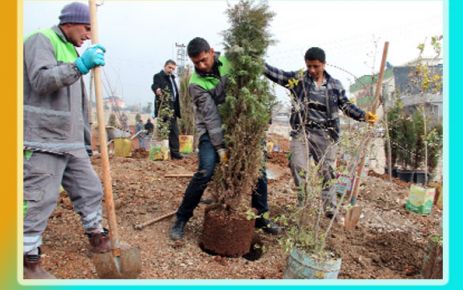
[365,111,378,124]
[217,148,228,164]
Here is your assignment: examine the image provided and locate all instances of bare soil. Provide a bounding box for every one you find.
[40,149,442,279]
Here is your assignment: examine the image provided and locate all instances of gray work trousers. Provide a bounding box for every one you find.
[290,129,337,208]
[23,151,104,253]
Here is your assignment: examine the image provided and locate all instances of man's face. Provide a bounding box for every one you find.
[305,59,325,79]
[63,23,91,47]
[190,48,215,73]
[164,63,177,75]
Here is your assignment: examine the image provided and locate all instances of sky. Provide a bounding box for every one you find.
[22,0,444,108]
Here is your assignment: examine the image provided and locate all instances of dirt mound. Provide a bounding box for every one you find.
[39,153,442,279]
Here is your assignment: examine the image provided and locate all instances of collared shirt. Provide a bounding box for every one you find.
[169,75,178,101]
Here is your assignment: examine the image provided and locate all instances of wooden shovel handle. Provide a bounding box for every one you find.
[350,41,389,202]
[89,0,120,251]
[134,211,177,230]
[370,41,389,114]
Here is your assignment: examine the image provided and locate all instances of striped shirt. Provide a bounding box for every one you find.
[264,63,365,140]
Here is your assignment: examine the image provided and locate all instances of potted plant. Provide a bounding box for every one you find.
[404,36,443,215]
[200,0,275,257]
[150,89,173,161]
[177,66,195,154]
[277,119,370,279]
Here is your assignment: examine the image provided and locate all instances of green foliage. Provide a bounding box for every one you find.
[430,234,443,247]
[143,102,153,114]
[425,123,443,173]
[280,74,368,257]
[135,113,142,123]
[108,113,118,127]
[178,67,195,135]
[155,89,174,140]
[386,36,443,174]
[211,0,275,211]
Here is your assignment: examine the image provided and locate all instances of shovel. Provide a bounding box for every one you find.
[88,0,141,278]
[344,41,389,230]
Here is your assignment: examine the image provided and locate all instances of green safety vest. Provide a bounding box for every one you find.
[189,55,231,91]
[25,28,78,62]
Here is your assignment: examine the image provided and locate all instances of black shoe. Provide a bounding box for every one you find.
[324,210,334,219]
[171,152,183,160]
[255,218,282,235]
[324,205,336,219]
[170,218,186,240]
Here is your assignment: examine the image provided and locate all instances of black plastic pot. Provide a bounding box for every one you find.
[397,169,414,182]
[385,167,398,178]
[413,171,432,185]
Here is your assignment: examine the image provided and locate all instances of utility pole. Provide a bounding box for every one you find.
[175,42,187,75]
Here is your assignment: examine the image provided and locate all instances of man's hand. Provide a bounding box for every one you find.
[365,111,378,124]
[75,44,106,75]
[217,148,228,164]
[155,88,162,96]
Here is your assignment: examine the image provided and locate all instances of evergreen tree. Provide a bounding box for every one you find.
[211,0,275,211]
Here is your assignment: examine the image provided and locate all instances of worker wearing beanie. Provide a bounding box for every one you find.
[23,2,109,279]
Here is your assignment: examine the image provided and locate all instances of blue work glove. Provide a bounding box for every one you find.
[74,44,106,75]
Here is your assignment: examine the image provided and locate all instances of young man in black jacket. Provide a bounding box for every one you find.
[151,59,182,159]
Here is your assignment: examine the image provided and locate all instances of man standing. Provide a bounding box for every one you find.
[264,47,378,217]
[169,37,281,241]
[135,118,145,150]
[23,2,111,279]
[151,60,182,159]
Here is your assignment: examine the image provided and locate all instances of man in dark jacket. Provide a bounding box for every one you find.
[169,37,281,241]
[264,47,378,217]
[23,2,111,279]
[151,59,182,159]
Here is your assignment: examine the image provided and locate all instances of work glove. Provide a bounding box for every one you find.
[75,44,106,75]
[217,148,228,164]
[364,111,378,124]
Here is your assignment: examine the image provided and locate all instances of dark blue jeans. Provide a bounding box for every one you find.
[176,133,269,221]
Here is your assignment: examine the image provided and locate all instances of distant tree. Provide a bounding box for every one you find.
[143,102,153,114]
[178,67,195,135]
[135,113,142,123]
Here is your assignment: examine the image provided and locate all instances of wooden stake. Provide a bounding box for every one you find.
[345,42,389,230]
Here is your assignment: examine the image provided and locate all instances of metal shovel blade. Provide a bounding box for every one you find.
[92,246,141,279]
[344,206,362,230]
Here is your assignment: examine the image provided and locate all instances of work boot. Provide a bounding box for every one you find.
[23,248,56,279]
[171,152,183,160]
[255,218,282,235]
[170,218,187,241]
[87,228,112,253]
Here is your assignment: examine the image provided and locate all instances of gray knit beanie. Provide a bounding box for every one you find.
[59,2,90,25]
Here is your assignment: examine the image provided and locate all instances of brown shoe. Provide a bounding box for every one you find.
[87,228,112,253]
[24,249,56,279]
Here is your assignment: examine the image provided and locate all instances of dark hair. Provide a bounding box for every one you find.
[304,47,326,63]
[187,37,210,57]
[165,59,176,66]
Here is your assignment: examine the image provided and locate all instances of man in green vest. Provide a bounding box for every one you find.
[23,2,110,279]
[169,37,281,241]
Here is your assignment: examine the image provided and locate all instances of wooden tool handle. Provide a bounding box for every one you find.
[134,211,177,230]
[370,41,389,114]
[350,41,389,202]
[89,0,120,251]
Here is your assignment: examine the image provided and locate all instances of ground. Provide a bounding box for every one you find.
[40,140,442,279]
